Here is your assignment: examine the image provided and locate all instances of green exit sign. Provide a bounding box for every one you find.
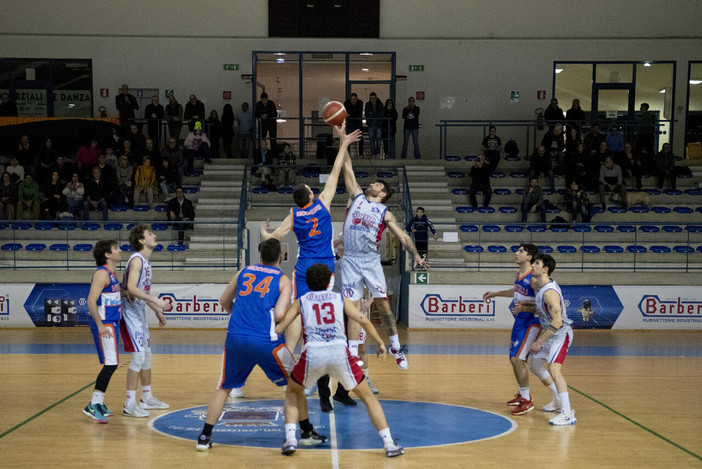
[414,272,429,284]
[409,65,424,72]
[223,64,239,71]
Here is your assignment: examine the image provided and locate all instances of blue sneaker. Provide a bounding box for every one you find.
[97,403,113,417]
[83,404,108,423]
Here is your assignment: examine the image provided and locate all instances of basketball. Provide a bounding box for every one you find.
[322,101,346,126]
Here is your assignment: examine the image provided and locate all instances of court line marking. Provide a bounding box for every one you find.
[0,380,96,440]
[329,411,339,469]
[569,385,701,462]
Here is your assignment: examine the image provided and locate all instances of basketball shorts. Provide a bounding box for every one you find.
[533,327,573,364]
[294,257,335,299]
[341,254,387,301]
[509,314,542,360]
[291,345,364,391]
[120,302,150,353]
[90,320,120,366]
[217,335,295,390]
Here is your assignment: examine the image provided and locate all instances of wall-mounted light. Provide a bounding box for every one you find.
[658,88,666,94]
[643,62,651,67]
[555,68,563,74]
[360,53,373,56]
[690,80,702,85]
[362,68,369,72]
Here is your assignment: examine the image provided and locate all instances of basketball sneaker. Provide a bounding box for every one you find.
[229,388,244,398]
[83,404,109,423]
[123,400,150,418]
[543,398,561,412]
[299,430,327,446]
[304,384,318,396]
[196,434,212,451]
[320,397,333,413]
[511,397,534,415]
[506,394,522,406]
[97,403,113,417]
[333,391,357,407]
[385,442,405,458]
[549,409,577,426]
[281,438,297,455]
[141,396,169,410]
[389,345,409,370]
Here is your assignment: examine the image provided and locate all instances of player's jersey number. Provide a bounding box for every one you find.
[312,302,335,325]
[307,217,321,237]
[239,273,273,298]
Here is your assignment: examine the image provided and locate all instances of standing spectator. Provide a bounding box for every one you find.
[541,122,565,175]
[220,104,235,158]
[156,157,178,201]
[166,187,195,243]
[41,171,64,220]
[124,123,147,156]
[481,125,503,173]
[528,145,554,192]
[565,99,587,134]
[277,143,296,187]
[116,154,134,207]
[405,206,438,261]
[184,121,212,172]
[62,173,85,218]
[6,156,25,183]
[583,122,605,155]
[468,154,492,209]
[364,92,384,157]
[0,171,17,220]
[144,95,164,145]
[635,103,655,158]
[76,139,101,174]
[382,99,398,159]
[255,93,278,150]
[616,142,642,190]
[400,96,421,159]
[115,84,139,128]
[565,142,589,189]
[134,156,157,207]
[544,98,564,129]
[0,92,19,116]
[83,166,110,221]
[165,95,184,140]
[235,102,254,159]
[161,137,184,187]
[563,180,591,223]
[17,135,36,176]
[598,156,627,209]
[654,143,678,190]
[184,94,205,132]
[520,177,547,223]
[36,137,58,185]
[17,174,41,219]
[344,93,363,156]
[206,110,222,158]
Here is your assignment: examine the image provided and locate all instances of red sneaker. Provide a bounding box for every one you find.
[511,398,534,415]
[506,394,522,406]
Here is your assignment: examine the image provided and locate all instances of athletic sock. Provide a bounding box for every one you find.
[90,391,105,406]
[547,382,559,400]
[378,427,394,448]
[348,341,360,357]
[389,334,401,351]
[519,387,530,400]
[299,418,313,433]
[285,423,297,441]
[126,390,137,405]
[142,385,153,401]
[202,423,214,437]
[558,392,572,414]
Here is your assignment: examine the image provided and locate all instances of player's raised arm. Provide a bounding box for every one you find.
[260,216,293,241]
[273,275,293,323]
[384,210,428,270]
[483,288,515,300]
[219,271,242,314]
[319,123,361,206]
[275,299,301,334]
[343,298,386,360]
[87,269,111,338]
[343,154,363,201]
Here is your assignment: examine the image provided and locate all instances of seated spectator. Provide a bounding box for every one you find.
[17,135,36,177]
[41,170,64,220]
[254,141,275,189]
[50,154,75,187]
[583,123,606,155]
[123,123,146,156]
[565,142,589,188]
[115,155,134,207]
[62,172,85,218]
[593,140,613,164]
[277,143,296,187]
[0,92,19,116]
[37,137,58,184]
[467,153,492,209]
[521,176,546,223]
[184,121,212,172]
[161,137,184,187]
[83,166,109,221]
[17,174,41,219]
[540,122,565,174]
[528,145,554,192]
[96,154,117,203]
[157,157,178,201]
[564,127,581,157]
[654,143,678,190]
[144,138,159,162]
[166,187,195,243]
[134,156,157,206]
[104,147,118,168]
[598,156,627,209]
[481,125,503,173]
[118,139,133,160]
[615,142,641,190]
[76,138,101,175]
[563,180,592,223]
[0,171,17,220]
[6,157,25,183]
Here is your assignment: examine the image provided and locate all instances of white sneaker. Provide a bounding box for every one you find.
[549,409,576,426]
[389,346,409,370]
[229,387,244,398]
[141,396,169,410]
[385,442,405,457]
[304,384,318,396]
[123,400,150,418]
[543,399,561,412]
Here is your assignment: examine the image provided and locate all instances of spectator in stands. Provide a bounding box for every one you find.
[116,154,134,207]
[144,138,159,162]
[255,92,278,150]
[544,98,564,130]
[166,95,184,140]
[235,102,253,159]
[37,137,57,184]
[184,121,212,172]
[157,157,178,202]
[221,104,235,158]
[115,84,139,128]
[166,187,195,243]
[563,180,591,223]
[635,103,655,158]
[541,122,565,175]
[277,143,296,187]
[598,156,627,209]
[206,110,222,158]
[481,125,503,173]
[17,174,40,219]
[17,135,36,176]
[96,154,117,204]
[118,138,132,160]
[161,137,184,187]
[104,147,118,168]
[76,138,101,174]
[62,172,85,218]
[565,99,587,134]
[365,92,384,157]
[144,95,164,144]
[528,145,554,192]
[593,140,613,164]
[6,157,25,183]
[83,166,109,221]
[654,143,678,190]
[583,122,605,155]
[0,171,17,220]
[0,92,19,116]
[134,156,157,207]
[406,206,438,261]
[521,176,547,224]
[468,153,492,209]
[615,142,641,190]
[254,141,275,189]
[401,96,421,159]
[184,94,206,132]
[565,127,581,158]
[382,98,398,159]
[41,170,64,220]
[124,123,146,156]
[51,155,74,187]
[565,142,589,188]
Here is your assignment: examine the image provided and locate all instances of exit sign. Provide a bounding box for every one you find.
[223,64,239,71]
[414,272,429,284]
[409,65,424,72]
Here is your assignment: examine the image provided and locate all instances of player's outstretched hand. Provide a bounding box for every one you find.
[154,297,171,312]
[413,256,429,270]
[98,323,113,339]
[483,291,495,301]
[376,344,387,361]
[260,219,270,234]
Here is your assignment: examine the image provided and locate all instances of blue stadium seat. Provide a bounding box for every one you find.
[133,205,150,211]
[2,243,22,251]
[26,243,47,251]
[557,245,577,253]
[639,225,659,233]
[456,206,474,213]
[630,206,649,213]
[652,206,671,213]
[698,246,702,253]
[448,171,465,178]
[664,189,683,195]
[57,222,76,230]
[643,189,661,195]
[677,172,693,179]
[494,188,511,195]
[459,224,478,232]
[73,244,93,251]
[183,186,199,193]
[49,243,69,251]
[591,205,605,214]
[663,225,682,233]
[617,225,636,233]
[81,222,100,231]
[0,222,7,229]
[505,225,523,232]
[111,203,128,211]
[252,187,269,194]
[464,245,484,253]
[607,207,626,214]
[354,171,369,178]
[510,245,520,252]
[499,207,517,214]
[167,243,187,251]
[488,245,507,253]
[510,171,527,178]
[673,246,694,254]
[490,172,506,178]
[464,155,477,161]
[452,188,468,195]
[104,223,123,231]
[542,189,554,196]
[482,225,501,232]
[627,245,647,253]
[445,155,460,161]
[649,245,671,253]
[278,187,293,194]
[505,155,520,161]
[546,207,561,214]
[572,224,592,232]
[12,222,31,230]
[127,223,138,230]
[595,225,614,233]
[697,207,702,214]
[377,171,394,178]
[153,244,164,252]
[34,222,54,230]
[580,245,600,253]
[537,245,554,253]
[121,243,134,252]
[550,227,569,233]
[151,223,168,231]
[336,187,345,194]
[311,187,320,194]
[686,189,702,196]
[527,225,546,232]
[515,189,524,195]
[686,225,702,232]
[154,205,167,212]
[674,207,693,214]
[477,207,495,214]
[604,245,624,253]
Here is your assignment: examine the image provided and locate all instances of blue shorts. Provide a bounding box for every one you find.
[509,313,541,361]
[217,335,295,390]
[294,257,335,299]
[90,319,120,366]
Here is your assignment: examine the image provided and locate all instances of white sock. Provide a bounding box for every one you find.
[142,385,153,401]
[389,334,401,351]
[126,390,136,404]
[285,423,297,442]
[558,392,571,414]
[519,387,530,400]
[348,341,360,357]
[378,427,394,448]
[91,391,105,405]
[547,382,559,401]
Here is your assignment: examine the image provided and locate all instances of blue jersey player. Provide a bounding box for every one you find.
[483,243,561,416]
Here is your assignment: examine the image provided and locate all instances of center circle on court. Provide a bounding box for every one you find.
[149,399,516,450]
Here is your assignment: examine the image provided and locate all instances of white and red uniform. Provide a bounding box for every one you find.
[534,280,573,364]
[120,252,152,352]
[290,290,364,390]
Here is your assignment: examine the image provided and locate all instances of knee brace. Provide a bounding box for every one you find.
[142,348,152,370]
[129,350,146,372]
[530,357,550,381]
